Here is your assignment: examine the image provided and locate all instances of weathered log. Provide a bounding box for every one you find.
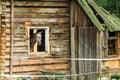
[14,13,69,18]
[0,53,6,56]
[1,39,6,44]
[5,59,68,66]
[5,8,69,14]
[1,32,6,37]
[5,64,69,73]
[1,37,6,41]
[5,2,69,7]
[1,44,6,50]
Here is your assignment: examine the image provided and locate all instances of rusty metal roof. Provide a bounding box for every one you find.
[77,0,120,32]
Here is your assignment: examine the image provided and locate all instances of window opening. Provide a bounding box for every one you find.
[29,27,49,53]
[108,32,119,55]
[109,32,116,37]
[108,39,116,55]
[111,76,119,80]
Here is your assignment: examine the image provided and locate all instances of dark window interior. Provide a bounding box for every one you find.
[108,32,118,55]
[108,40,116,55]
[30,29,45,52]
[109,32,116,37]
[111,76,119,80]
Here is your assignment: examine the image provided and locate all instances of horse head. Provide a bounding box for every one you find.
[36,31,43,45]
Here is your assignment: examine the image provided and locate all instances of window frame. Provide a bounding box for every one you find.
[107,32,119,56]
[28,26,50,54]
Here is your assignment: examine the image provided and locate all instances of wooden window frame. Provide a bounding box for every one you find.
[28,27,49,54]
[108,32,119,56]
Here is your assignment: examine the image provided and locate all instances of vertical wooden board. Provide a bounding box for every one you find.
[24,21,31,54]
[84,27,88,73]
[77,4,83,27]
[94,28,97,76]
[88,27,94,80]
[91,27,94,76]
[89,27,93,75]
[78,27,84,76]
[105,29,108,57]
[86,27,90,77]
[10,0,14,75]
[78,27,97,80]
[115,32,120,55]
[82,27,85,74]
[92,27,97,79]
[71,27,76,76]
[96,31,100,74]
[77,1,93,27]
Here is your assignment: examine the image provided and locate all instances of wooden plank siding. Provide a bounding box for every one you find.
[5,58,69,67]
[5,1,69,7]
[70,1,97,80]
[78,27,97,80]
[77,2,93,27]
[5,64,69,73]
[2,0,70,75]
[4,58,69,73]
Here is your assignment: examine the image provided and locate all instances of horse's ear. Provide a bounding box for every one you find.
[40,31,43,34]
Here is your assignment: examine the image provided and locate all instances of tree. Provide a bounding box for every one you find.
[96,0,120,17]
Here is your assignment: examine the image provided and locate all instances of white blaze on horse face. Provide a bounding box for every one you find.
[36,31,42,45]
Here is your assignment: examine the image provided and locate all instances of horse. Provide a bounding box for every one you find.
[30,31,43,52]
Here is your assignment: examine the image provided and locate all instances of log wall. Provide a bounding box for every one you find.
[0,1,6,74]
[2,0,70,75]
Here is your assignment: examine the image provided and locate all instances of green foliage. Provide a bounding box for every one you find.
[15,77,22,80]
[0,77,5,80]
[96,0,108,8]
[96,0,120,17]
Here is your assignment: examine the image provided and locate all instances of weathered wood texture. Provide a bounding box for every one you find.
[70,1,96,80]
[76,2,93,28]
[103,32,120,70]
[78,27,97,80]
[0,2,6,73]
[4,58,69,73]
[5,2,69,7]
[104,60,119,69]
[10,0,14,74]
[2,0,70,75]
[70,0,78,79]
[5,58,68,66]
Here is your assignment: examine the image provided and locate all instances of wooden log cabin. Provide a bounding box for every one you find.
[0,0,120,80]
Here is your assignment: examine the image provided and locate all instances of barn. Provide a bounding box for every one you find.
[0,0,120,80]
